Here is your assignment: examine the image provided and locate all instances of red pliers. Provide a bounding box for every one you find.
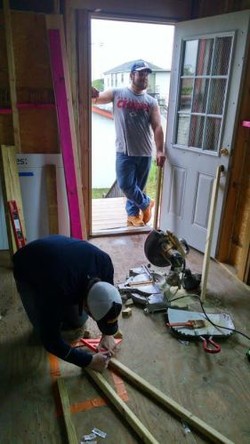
[200,336,221,354]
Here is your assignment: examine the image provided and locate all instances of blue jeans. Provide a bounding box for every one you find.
[116,152,152,216]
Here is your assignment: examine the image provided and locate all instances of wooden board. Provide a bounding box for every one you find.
[45,164,59,234]
[3,0,21,152]
[46,15,87,239]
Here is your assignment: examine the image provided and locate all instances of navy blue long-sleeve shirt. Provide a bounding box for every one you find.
[13,235,114,367]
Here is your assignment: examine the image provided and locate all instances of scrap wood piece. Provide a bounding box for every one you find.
[0,145,26,254]
[86,368,159,444]
[45,164,59,234]
[109,358,235,444]
[57,378,78,444]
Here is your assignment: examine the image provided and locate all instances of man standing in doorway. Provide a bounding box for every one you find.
[92,60,166,227]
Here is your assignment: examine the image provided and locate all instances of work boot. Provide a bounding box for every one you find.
[127,215,145,227]
[142,200,154,224]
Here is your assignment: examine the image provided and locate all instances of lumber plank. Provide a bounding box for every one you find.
[45,164,59,234]
[46,14,87,240]
[3,0,21,152]
[109,358,235,444]
[86,368,160,444]
[201,165,224,302]
[57,378,78,444]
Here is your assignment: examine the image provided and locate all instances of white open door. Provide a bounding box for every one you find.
[160,10,250,256]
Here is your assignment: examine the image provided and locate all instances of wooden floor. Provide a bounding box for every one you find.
[0,234,250,443]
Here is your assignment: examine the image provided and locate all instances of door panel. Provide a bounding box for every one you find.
[160,10,250,256]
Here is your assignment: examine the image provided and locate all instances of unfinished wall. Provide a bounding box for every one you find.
[0,10,59,153]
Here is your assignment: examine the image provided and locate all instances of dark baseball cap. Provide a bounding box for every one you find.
[130,61,152,73]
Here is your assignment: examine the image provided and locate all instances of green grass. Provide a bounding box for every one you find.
[92,188,109,199]
[92,161,157,200]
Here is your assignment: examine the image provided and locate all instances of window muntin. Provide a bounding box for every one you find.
[175,33,233,153]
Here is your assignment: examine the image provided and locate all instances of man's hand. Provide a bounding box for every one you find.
[156,151,166,168]
[97,335,118,356]
[91,86,99,99]
[87,351,111,372]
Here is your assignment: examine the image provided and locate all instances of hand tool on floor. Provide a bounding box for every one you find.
[7,200,26,249]
[80,337,122,351]
[81,338,234,444]
[166,319,206,329]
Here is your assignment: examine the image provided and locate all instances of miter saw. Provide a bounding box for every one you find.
[144,229,201,291]
[144,229,188,270]
[118,229,201,314]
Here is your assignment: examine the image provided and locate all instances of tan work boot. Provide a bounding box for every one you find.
[127,215,145,227]
[142,200,155,224]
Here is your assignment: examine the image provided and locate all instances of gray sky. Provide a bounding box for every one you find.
[91,19,175,80]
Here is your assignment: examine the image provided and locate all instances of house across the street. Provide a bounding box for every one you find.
[102,59,171,110]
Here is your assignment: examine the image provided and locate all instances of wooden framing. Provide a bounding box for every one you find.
[77,10,92,235]
[57,357,235,444]
[108,358,235,444]
[46,14,87,239]
[45,164,59,235]
[3,0,21,152]
[217,45,250,283]
[201,165,224,302]
[64,0,190,238]
[86,368,159,444]
[66,0,194,21]
[57,378,78,444]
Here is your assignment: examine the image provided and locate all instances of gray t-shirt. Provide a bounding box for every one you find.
[112,87,158,156]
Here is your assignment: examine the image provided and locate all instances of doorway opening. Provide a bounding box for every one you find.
[90,18,174,235]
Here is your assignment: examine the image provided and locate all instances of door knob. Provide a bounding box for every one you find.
[220,147,229,156]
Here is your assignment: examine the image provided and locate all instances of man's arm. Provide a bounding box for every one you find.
[40,320,110,372]
[151,105,166,168]
[91,86,114,105]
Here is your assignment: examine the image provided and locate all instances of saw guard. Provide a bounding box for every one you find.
[144,229,189,268]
